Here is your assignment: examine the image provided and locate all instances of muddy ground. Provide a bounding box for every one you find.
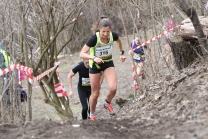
[1,36,208,139]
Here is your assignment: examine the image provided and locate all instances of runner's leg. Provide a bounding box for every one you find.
[89,73,101,115]
[103,67,117,102]
[78,86,89,120]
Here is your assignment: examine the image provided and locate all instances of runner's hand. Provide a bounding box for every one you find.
[128,50,133,55]
[120,55,126,62]
[69,91,74,98]
[94,57,104,64]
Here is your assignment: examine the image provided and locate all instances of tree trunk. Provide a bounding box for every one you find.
[169,39,202,70]
[19,0,33,121]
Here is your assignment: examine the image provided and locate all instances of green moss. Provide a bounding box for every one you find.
[127,94,134,99]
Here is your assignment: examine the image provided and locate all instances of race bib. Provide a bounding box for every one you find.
[95,45,112,57]
[133,53,141,60]
[82,78,90,86]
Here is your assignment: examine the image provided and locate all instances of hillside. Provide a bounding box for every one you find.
[1,36,208,139]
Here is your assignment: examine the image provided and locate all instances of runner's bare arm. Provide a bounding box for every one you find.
[116,38,123,52]
[116,38,126,62]
[80,44,95,60]
[67,70,75,98]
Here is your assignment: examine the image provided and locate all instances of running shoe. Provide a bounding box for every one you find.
[134,84,139,90]
[90,115,96,121]
[163,62,167,68]
[104,103,115,116]
[141,73,145,79]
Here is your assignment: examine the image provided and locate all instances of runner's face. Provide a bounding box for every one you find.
[99,27,111,40]
[6,44,11,49]
[135,37,141,45]
[83,59,89,68]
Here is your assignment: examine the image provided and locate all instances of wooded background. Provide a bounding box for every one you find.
[0,0,207,123]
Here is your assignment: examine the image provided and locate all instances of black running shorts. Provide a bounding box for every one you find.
[89,61,114,74]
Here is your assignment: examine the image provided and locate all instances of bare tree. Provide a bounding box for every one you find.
[18,0,33,121]
[27,0,87,120]
[0,0,88,122]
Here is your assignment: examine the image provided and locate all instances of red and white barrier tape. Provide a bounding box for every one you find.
[34,47,40,54]
[0,65,13,76]
[0,61,60,84]
[15,64,33,83]
[0,64,33,83]
[54,82,68,97]
[33,65,57,82]
[29,61,60,83]
[71,12,83,22]
[132,25,180,51]
[1,61,67,97]
[23,82,67,98]
[0,64,33,76]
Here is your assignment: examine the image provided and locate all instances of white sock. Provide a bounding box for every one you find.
[90,112,95,117]
[105,100,110,106]
[133,80,137,85]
